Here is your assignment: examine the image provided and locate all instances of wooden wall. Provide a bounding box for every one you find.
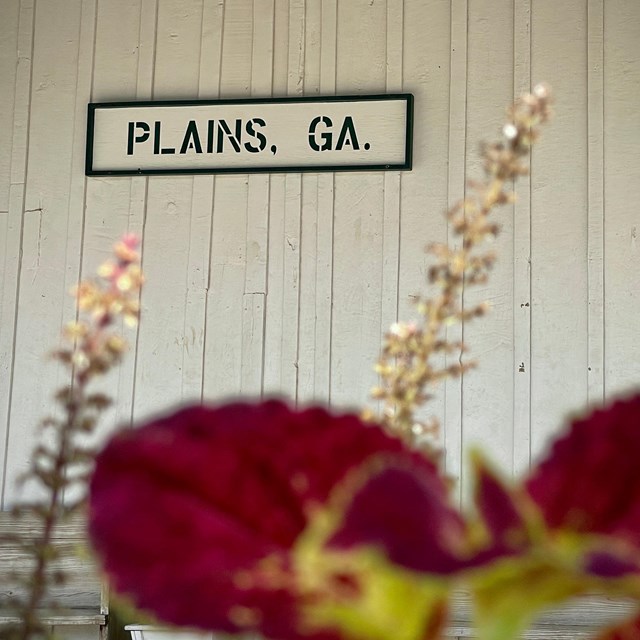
[1,0,639,509]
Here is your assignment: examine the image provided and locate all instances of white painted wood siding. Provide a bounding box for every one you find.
[1,0,639,506]
[0,1,639,637]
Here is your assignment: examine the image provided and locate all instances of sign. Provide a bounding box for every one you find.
[85,94,413,176]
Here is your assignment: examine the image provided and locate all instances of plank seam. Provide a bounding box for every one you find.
[512,0,533,474]
[286,0,304,404]
[1,0,36,508]
[327,0,337,405]
[261,0,277,398]
[61,0,98,503]
[601,13,605,362]
[130,0,159,422]
[201,0,226,401]
[527,0,533,468]
[182,0,207,399]
[459,0,469,499]
[394,0,405,324]
[294,176,303,405]
[586,0,605,405]
[444,0,468,504]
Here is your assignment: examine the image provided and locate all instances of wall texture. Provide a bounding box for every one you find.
[1,0,639,510]
[1,0,639,637]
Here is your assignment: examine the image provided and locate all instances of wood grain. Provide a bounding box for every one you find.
[0,513,104,617]
[603,0,640,399]
[0,14,638,640]
[462,0,515,493]
[530,0,589,460]
[0,0,35,510]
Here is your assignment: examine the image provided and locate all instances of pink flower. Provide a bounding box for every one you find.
[88,400,442,639]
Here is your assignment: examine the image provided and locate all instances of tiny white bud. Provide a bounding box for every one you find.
[389,322,404,336]
[71,350,90,371]
[533,83,549,99]
[503,123,518,140]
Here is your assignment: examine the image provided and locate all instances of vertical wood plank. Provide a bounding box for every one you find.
[380,0,402,352]
[58,0,98,505]
[530,0,589,459]
[0,0,20,212]
[603,0,640,398]
[284,0,304,402]
[202,1,253,400]
[445,0,467,502]
[241,290,266,395]
[313,0,337,405]
[330,0,386,409]
[295,0,338,404]
[297,171,320,403]
[0,0,20,411]
[133,0,205,418]
[167,0,224,404]
[0,0,35,506]
[297,0,322,404]
[3,0,85,504]
[171,22,215,404]
[184,0,224,400]
[399,0,451,462]
[241,0,274,396]
[124,0,159,428]
[512,0,533,474]
[263,0,290,396]
[462,0,515,484]
[263,0,304,401]
[83,0,146,429]
[64,0,97,339]
[82,0,154,441]
[586,0,604,405]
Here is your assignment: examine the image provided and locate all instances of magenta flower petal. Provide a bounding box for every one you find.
[88,400,439,639]
[526,394,640,546]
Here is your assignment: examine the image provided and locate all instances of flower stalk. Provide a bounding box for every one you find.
[372,85,552,447]
[2,236,143,640]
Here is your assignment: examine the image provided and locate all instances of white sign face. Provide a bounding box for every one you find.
[85,95,413,176]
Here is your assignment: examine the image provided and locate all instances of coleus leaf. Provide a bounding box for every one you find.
[294,463,462,640]
[472,453,537,554]
[466,456,582,640]
[296,461,533,640]
[593,614,640,640]
[88,400,443,640]
[468,395,640,640]
[526,394,640,546]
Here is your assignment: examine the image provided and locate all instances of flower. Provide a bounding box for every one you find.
[88,400,444,640]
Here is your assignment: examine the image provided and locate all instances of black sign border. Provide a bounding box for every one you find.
[85,94,413,176]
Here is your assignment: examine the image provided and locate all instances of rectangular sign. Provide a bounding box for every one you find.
[85,94,413,176]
